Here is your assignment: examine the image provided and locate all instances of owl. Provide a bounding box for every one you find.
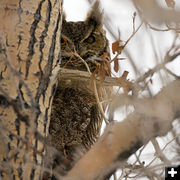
[48,0,110,173]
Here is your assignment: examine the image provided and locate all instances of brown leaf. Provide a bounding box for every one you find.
[121,71,129,79]
[118,58,126,61]
[112,56,126,73]
[150,78,153,84]
[112,40,120,54]
[114,55,119,73]
[165,0,175,8]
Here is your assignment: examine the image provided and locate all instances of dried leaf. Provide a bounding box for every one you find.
[121,71,129,79]
[112,40,120,54]
[112,56,126,73]
[118,58,126,61]
[150,78,153,84]
[114,55,119,73]
[165,0,175,8]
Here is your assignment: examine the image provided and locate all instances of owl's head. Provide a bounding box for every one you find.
[61,1,109,71]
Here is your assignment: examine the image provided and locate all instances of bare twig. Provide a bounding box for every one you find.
[72,51,109,123]
[136,52,180,84]
[151,139,170,164]
[147,133,180,168]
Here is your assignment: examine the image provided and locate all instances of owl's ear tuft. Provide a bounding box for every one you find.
[85,0,103,27]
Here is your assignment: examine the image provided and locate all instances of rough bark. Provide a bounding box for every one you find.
[0,0,62,179]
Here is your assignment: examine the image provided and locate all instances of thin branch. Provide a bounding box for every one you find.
[151,139,170,165]
[92,80,109,124]
[59,68,131,87]
[164,67,180,79]
[147,23,180,32]
[72,51,109,123]
[123,22,143,49]
[146,133,180,168]
[73,51,92,75]
[136,52,180,84]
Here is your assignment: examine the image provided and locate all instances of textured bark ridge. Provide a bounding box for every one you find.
[0,1,62,179]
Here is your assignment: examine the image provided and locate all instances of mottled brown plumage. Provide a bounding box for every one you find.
[48,0,110,168]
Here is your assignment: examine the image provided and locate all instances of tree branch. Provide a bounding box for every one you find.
[65,80,180,180]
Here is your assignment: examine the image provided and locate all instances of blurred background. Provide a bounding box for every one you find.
[63,0,180,179]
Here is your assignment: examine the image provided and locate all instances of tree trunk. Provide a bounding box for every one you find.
[0,0,62,179]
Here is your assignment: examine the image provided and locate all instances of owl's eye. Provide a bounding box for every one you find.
[85,35,95,44]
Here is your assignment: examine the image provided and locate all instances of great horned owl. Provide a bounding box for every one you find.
[49,0,110,167]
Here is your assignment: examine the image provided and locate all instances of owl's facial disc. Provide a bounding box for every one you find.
[60,6,109,72]
[60,29,109,72]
